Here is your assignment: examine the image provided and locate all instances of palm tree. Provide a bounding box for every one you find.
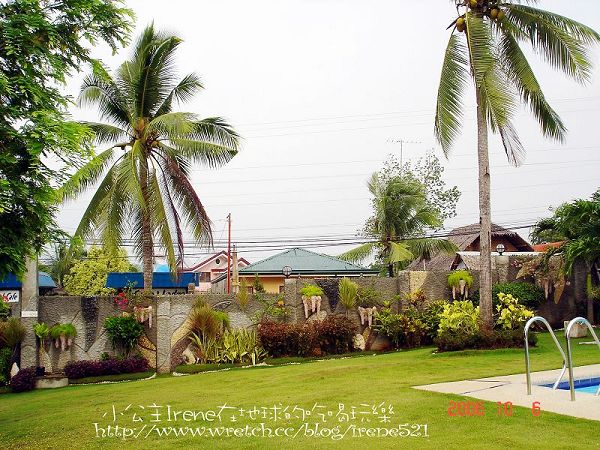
[435,1,600,330]
[531,190,600,322]
[340,174,457,277]
[59,24,240,292]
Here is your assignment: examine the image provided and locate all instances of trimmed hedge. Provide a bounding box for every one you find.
[64,356,149,379]
[258,315,357,358]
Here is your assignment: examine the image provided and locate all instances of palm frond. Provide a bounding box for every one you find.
[405,238,458,261]
[338,242,376,263]
[388,242,413,264]
[155,73,204,117]
[498,30,566,142]
[505,4,600,83]
[96,158,131,252]
[58,147,119,201]
[465,12,495,87]
[79,121,130,145]
[188,117,241,150]
[145,112,197,138]
[78,74,131,129]
[434,34,469,155]
[148,169,177,273]
[168,139,237,168]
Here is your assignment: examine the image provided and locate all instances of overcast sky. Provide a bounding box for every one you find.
[55,0,600,268]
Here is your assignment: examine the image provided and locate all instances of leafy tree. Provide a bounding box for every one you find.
[0,0,133,278]
[62,247,134,296]
[59,24,240,292]
[39,238,87,288]
[376,152,460,222]
[340,175,457,277]
[435,1,600,330]
[530,190,600,321]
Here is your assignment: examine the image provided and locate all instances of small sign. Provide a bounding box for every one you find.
[21,311,38,318]
[0,290,19,303]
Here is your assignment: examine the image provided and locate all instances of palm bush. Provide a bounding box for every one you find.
[338,278,359,315]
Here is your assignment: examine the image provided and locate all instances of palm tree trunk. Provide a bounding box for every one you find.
[476,88,493,332]
[139,160,154,294]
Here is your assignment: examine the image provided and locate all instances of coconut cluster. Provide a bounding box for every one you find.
[455,0,505,33]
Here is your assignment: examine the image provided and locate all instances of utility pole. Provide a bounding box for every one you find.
[387,138,422,169]
[226,213,231,294]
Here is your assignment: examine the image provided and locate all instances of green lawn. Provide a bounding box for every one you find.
[1,333,599,449]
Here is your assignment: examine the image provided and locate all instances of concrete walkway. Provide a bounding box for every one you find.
[414,364,600,421]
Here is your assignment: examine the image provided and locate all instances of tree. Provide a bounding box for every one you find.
[530,190,600,321]
[377,152,460,222]
[39,239,87,288]
[62,247,135,296]
[435,1,600,330]
[59,24,240,292]
[0,0,133,279]
[340,174,457,277]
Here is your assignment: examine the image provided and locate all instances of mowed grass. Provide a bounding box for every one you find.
[0,333,599,450]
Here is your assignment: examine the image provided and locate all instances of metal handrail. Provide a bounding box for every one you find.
[524,316,567,395]
[565,317,600,401]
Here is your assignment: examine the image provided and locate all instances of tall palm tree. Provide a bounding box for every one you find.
[435,1,600,330]
[59,24,240,292]
[340,174,457,277]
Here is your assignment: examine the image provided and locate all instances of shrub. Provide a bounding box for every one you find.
[0,347,12,385]
[316,315,357,354]
[357,286,379,307]
[64,356,149,379]
[237,279,250,310]
[257,322,302,358]
[0,318,25,348]
[252,274,266,293]
[420,300,448,343]
[10,367,36,393]
[374,307,427,349]
[103,315,145,357]
[437,301,480,337]
[339,278,358,312]
[436,329,537,352]
[495,293,534,330]
[472,282,545,309]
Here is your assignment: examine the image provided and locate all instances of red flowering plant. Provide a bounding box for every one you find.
[113,282,141,312]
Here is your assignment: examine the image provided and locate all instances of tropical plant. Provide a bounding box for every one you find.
[39,239,87,288]
[252,274,266,293]
[340,175,456,276]
[0,318,25,363]
[435,1,600,330]
[530,190,600,321]
[495,293,534,330]
[58,24,240,291]
[0,299,9,320]
[103,315,145,357]
[447,270,474,300]
[338,278,359,315]
[356,285,380,308]
[33,323,50,348]
[437,301,480,338]
[299,284,324,298]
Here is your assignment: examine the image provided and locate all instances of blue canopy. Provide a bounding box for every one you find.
[105,272,199,289]
[0,271,56,289]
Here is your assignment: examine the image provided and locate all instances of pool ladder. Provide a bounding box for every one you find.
[524,316,600,401]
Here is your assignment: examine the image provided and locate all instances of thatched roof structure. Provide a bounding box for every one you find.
[407,223,534,271]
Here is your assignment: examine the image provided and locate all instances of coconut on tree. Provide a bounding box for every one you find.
[59,24,240,292]
[435,0,600,330]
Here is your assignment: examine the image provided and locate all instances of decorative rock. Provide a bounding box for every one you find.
[353,333,366,351]
[10,362,19,378]
[307,310,327,323]
[182,345,197,365]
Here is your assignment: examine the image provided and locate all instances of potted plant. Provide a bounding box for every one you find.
[63,323,77,349]
[357,286,379,327]
[49,323,77,351]
[448,270,474,300]
[299,284,324,318]
[50,324,63,349]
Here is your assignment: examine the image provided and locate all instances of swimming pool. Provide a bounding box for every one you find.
[542,376,600,394]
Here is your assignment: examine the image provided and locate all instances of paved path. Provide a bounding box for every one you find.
[414,364,600,421]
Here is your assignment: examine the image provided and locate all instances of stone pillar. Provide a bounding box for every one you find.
[20,257,39,368]
[284,278,297,323]
[496,255,509,284]
[155,296,171,373]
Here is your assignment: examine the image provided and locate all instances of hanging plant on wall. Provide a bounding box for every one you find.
[299,284,324,318]
[49,323,77,351]
[516,254,567,304]
[448,270,473,300]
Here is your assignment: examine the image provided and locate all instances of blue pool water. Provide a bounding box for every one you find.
[542,376,600,394]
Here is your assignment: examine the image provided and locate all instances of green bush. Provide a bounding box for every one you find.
[495,293,534,330]
[472,282,545,308]
[0,300,10,320]
[419,300,448,342]
[437,300,480,337]
[357,286,380,307]
[299,284,324,297]
[373,307,427,348]
[103,315,145,357]
[0,347,12,385]
[338,278,358,312]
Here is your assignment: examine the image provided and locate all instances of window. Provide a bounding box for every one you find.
[247,286,254,294]
[215,258,221,265]
[199,272,211,282]
[278,285,285,294]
